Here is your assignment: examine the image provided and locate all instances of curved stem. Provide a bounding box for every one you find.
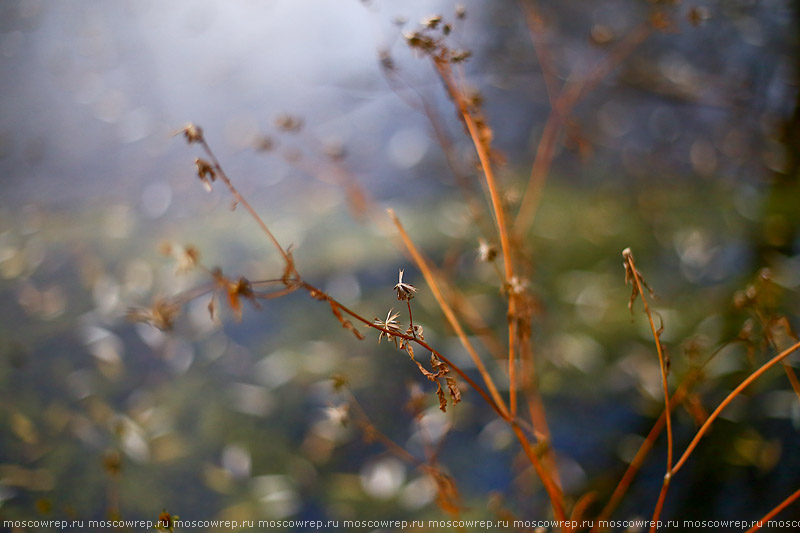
[745,487,800,533]
[672,340,800,475]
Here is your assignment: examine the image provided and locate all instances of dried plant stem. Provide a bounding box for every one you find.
[744,487,800,533]
[388,209,510,420]
[347,390,422,467]
[390,209,565,519]
[593,381,695,531]
[629,259,673,471]
[406,300,416,337]
[671,340,800,476]
[300,279,508,421]
[382,67,495,239]
[198,139,297,277]
[622,250,673,532]
[520,331,562,492]
[432,57,520,417]
[192,135,513,424]
[649,483,669,533]
[782,362,800,401]
[755,313,800,403]
[513,22,652,236]
[519,0,560,107]
[511,423,566,522]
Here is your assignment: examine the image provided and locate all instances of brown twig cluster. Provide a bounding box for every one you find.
[127,3,800,530]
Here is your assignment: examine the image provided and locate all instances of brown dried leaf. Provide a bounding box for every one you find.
[446,377,461,405]
[436,380,447,412]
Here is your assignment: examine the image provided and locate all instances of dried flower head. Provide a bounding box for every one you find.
[226,276,259,321]
[181,123,203,144]
[330,374,349,391]
[155,510,179,532]
[102,450,122,477]
[254,135,275,152]
[421,14,442,29]
[175,245,200,274]
[404,31,438,54]
[507,276,528,295]
[687,6,710,26]
[374,309,402,346]
[195,158,217,192]
[275,114,304,132]
[477,239,497,262]
[394,269,418,301]
[326,404,350,427]
[407,324,424,340]
[126,298,180,331]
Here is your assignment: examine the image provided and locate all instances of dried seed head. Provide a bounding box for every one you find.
[126,298,181,331]
[508,276,528,295]
[404,31,438,53]
[477,239,497,262]
[421,14,442,29]
[687,6,709,26]
[275,114,304,132]
[325,404,350,427]
[155,510,179,532]
[455,4,466,19]
[394,269,418,301]
[374,309,402,346]
[330,374,349,391]
[175,245,200,274]
[194,158,216,192]
[182,123,204,144]
[254,135,275,152]
[406,324,424,340]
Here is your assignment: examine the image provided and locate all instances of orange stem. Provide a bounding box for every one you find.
[672,340,800,475]
[745,487,800,533]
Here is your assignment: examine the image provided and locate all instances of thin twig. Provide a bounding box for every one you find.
[199,139,297,277]
[431,56,520,418]
[622,249,673,533]
[671,340,800,476]
[511,422,566,522]
[744,487,800,533]
[592,340,738,531]
[388,208,510,420]
[513,22,652,237]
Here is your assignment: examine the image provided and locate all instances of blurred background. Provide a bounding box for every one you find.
[1,0,800,530]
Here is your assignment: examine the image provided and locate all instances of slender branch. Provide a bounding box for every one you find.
[511,423,566,522]
[671,340,800,476]
[431,56,520,417]
[623,250,673,474]
[513,22,652,237]
[300,280,510,422]
[198,139,297,277]
[745,487,800,533]
[388,208,510,420]
[519,0,561,108]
